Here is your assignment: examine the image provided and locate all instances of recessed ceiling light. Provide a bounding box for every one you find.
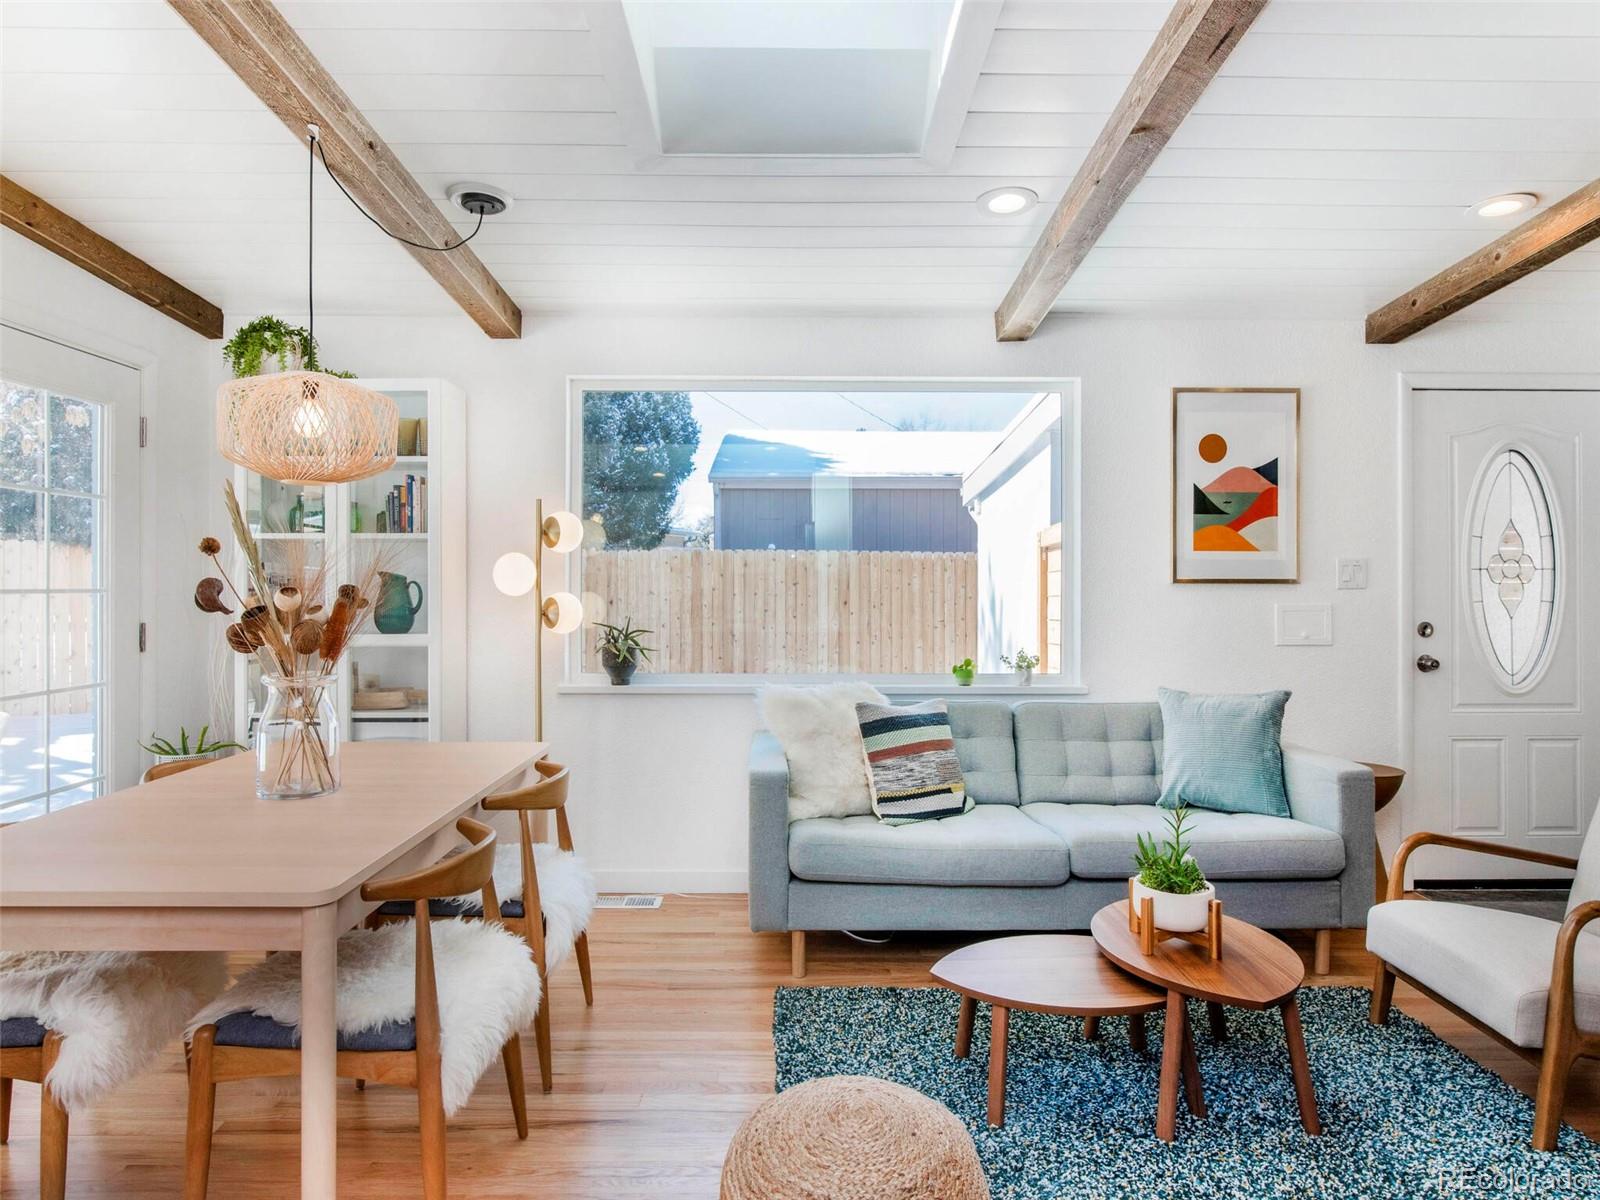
[978,186,1039,217]
[1470,192,1537,219]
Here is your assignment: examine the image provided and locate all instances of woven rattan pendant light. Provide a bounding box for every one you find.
[216,127,397,485]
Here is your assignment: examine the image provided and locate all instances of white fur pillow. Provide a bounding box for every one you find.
[759,682,888,820]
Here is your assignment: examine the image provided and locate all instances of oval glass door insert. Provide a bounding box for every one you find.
[1467,448,1557,689]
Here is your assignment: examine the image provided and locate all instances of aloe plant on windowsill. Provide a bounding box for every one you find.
[595,618,655,686]
[1130,806,1215,932]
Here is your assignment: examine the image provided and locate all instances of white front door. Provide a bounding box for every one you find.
[0,324,142,817]
[1408,386,1600,882]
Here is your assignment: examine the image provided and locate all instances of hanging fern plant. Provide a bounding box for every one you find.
[222,316,356,379]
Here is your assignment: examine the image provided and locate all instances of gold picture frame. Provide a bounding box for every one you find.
[1172,387,1300,583]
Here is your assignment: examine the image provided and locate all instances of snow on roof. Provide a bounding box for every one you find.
[709,430,999,482]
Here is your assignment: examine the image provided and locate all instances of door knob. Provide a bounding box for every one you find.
[1416,655,1440,673]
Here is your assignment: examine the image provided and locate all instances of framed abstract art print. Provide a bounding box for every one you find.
[1172,387,1299,583]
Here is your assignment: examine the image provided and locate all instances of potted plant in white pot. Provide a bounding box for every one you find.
[1001,649,1039,686]
[140,725,244,771]
[1130,806,1215,932]
[595,618,655,686]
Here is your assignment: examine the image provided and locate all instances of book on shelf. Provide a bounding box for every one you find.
[382,474,427,534]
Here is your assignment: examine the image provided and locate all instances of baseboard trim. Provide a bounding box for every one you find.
[592,869,748,894]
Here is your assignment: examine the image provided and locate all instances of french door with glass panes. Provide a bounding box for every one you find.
[0,325,141,819]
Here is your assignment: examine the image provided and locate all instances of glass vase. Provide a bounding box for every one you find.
[256,671,341,800]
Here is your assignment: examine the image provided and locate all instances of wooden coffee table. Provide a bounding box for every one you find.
[1091,901,1320,1142]
[930,934,1192,1127]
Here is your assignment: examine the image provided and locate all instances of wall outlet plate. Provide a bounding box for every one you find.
[1275,604,1333,646]
[1337,558,1369,589]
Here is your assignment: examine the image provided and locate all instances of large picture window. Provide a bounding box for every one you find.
[570,381,1078,685]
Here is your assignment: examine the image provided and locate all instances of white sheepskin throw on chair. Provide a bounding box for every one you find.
[451,843,596,971]
[0,950,227,1110]
[759,682,887,820]
[188,919,539,1115]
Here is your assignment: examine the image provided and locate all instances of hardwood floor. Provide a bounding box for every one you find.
[2,896,1595,1198]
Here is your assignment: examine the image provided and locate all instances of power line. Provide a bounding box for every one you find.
[701,391,768,429]
[835,392,896,430]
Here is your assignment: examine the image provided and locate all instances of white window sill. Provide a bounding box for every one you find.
[557,679,1089,697]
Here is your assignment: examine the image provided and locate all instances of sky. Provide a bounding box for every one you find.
[670,389,1041,524]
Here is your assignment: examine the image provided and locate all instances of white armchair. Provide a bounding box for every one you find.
[1367,814,1600,1151]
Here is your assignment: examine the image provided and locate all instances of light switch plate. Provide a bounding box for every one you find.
[1275,604,1333,646]
[1337,558,1369,590]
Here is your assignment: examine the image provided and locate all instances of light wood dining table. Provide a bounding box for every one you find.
[0,740,545,1200]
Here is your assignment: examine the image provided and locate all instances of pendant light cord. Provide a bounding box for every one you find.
[307,127,315,358]
[310,132,484,253]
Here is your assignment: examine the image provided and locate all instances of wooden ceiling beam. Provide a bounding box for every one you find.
[1366,178,1600,344]
[2,175,224,339]
[993,0,1268,342]
[168,0,521,338]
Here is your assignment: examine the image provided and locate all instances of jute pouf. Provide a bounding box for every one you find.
[720,1075,990,1200]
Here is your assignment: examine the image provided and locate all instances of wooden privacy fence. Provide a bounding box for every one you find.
[1,543,96,704]
[581,549,977,675]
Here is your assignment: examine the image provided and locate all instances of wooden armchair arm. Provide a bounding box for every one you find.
[1547,900,1600,1049]
[482,760,570,812]
[1385,831,1578,902]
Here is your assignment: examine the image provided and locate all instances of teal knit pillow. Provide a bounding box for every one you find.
[1156,687,1291,817]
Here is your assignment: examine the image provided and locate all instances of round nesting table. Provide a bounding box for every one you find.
[1091,901,1319,1142]
[929,934,1176,1127]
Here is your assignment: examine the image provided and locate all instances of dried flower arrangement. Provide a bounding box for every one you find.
[195,481,395,795]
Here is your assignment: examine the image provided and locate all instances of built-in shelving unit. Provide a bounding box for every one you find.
[232,378,466,746]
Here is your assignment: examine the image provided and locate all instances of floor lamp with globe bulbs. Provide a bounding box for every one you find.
[494,499,584,754]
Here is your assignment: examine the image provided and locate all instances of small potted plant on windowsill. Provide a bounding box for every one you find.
[595,618,654,686]
[1001,649,1039,686]
[1130,806,1215,933]
[950,657,975,686]
[141,725,244,770]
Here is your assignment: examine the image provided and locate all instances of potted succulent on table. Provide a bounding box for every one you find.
[140,725,244,770]
[595,618,654,686]
[1130,806,1215,933]
[1001,649,1040,686]
[950,657,976,686]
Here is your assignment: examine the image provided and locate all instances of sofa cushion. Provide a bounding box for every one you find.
[947,701,1019,805]
[1368,900,1600,1047]
[789,806,1069,887]
[1014,702,1163,805]
[1021,803,1344,880]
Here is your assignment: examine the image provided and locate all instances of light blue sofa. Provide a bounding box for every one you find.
[748,700,1375,976]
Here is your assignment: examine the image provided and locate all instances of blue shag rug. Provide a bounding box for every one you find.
[772,986,1600,1199]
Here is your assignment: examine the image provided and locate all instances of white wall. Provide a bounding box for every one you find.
[1,228,223,787]
[278,306,1598,892]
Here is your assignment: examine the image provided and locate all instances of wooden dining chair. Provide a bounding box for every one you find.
[0,1027,68,1200]
[2,948,226,1200]
[370,759,596,1094]
[478,760,595,1092]
[184,817,536,1200]
[141,757,210,783]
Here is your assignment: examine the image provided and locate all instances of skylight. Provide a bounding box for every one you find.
[621,1,961,156]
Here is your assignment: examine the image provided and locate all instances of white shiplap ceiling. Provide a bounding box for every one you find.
[3,0,1598,326]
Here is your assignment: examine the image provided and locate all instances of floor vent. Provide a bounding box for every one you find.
[596,894,663,910]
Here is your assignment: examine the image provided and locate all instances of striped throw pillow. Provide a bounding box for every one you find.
[855,700,972,824]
